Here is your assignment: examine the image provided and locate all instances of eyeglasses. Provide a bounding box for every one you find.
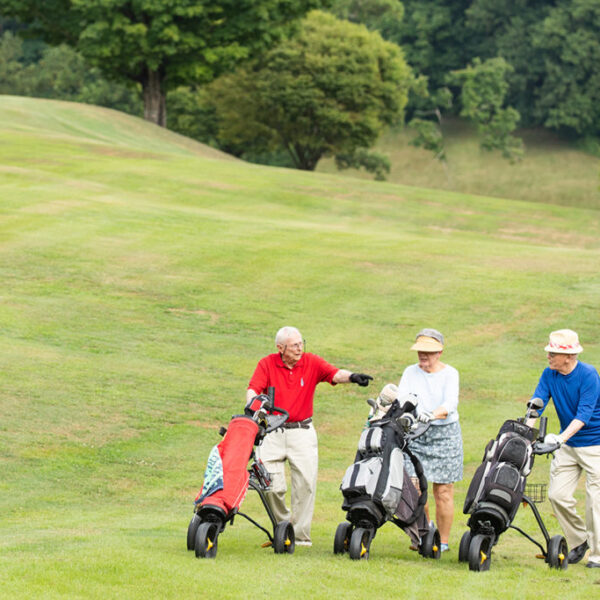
[548,352,563,358]
[285,339,305,351]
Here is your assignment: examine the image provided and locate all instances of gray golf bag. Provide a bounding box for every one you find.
[334,394,440,560]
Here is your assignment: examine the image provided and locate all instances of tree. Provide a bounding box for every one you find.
[466,0,600,136]
[167,86,218,148]
[0,0,327,126]
[450,57,523,162]
[408,81,452,163]
[330,0,404,37]
[0,30,22,91]
[328,1,600,139]
[466,0,553,127]
[210,11,412,176]
[381,0,483,98]
[530,0,600,134]
[0,30,141,114]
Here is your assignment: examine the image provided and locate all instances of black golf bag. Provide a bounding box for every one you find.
[463,419,536,536]
[334,397,440,560]
[459,403,569,572]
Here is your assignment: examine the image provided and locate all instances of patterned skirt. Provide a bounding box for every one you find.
[404,421,463,484]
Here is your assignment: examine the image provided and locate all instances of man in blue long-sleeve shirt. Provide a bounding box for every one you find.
[530,329,600,568]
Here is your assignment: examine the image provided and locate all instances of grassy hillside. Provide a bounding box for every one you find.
[318,119,600,210]
[1,96,600,599]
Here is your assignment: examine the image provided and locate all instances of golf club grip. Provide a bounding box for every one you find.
[267,386,275,407]
[538,416,547,440]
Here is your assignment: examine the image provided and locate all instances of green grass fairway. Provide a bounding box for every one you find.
[318,119,600,210]
[1,96,600,599]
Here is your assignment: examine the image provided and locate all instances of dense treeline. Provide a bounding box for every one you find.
[1,1,599,173]
[332,0,600,136]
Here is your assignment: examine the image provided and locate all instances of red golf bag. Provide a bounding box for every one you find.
[187,390,295,558]
[194,416,259,515]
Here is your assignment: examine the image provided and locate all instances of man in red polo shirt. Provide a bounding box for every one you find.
[246,326,372,546]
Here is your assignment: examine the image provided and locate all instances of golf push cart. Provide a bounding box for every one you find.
[459,397,567,572]
[187,387,295,558]
[334,389,442,561]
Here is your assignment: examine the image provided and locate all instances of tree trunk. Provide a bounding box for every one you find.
[142,68,166,127]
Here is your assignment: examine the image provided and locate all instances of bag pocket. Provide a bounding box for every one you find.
[357,426,386,455]
[341,456,382,499]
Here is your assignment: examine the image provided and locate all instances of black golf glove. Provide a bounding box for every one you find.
[350,373,373,387]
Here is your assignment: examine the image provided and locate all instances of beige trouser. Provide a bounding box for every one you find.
[256,424,318,543]
[548,444,600,563]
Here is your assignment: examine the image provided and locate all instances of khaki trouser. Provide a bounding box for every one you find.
[256,424,318,543]
[548,444,600,563]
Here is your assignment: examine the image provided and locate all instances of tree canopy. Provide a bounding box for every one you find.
[330,0,600,140]
[210,11,412,176]
[0,0,327,125]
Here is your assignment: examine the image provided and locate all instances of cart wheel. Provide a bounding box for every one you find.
[420,524,441,559]
[187,513,201,551]
[349,527,372,560]
[334,522,353,555]
[273,521,295,554]
[458,530,472,563]
[547,535,568,570]
[195,521,219,559]
[468,534,492,572]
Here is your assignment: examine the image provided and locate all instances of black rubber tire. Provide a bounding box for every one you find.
[349,527,372,560]
[421,524,441,559]
[187,514,201,551]
[458,530,472,563]
[547,535,568,570]
[273,521,295,554]
[334,522,352,555]
[468,534,492,572]
[194,521,219,559]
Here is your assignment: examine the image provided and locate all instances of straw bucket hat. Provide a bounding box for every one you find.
[544,329,583,354]
[410,328,444,352]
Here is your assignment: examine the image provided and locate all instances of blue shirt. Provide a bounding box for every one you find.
[532,361,600,447]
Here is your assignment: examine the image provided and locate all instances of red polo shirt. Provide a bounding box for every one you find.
[248,352,339,422]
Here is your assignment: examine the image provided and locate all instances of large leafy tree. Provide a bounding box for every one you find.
[0,0,326,126]
[211,11,412,175]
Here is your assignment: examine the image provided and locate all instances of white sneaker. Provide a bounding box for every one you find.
[295,540,312,547]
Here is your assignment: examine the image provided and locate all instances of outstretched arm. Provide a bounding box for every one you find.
[333,369,373,386]
[332,369,352,383]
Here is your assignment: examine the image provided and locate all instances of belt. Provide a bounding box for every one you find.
[282,418,312,429]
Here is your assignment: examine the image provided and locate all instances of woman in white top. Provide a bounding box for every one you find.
[398,328,463,552]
